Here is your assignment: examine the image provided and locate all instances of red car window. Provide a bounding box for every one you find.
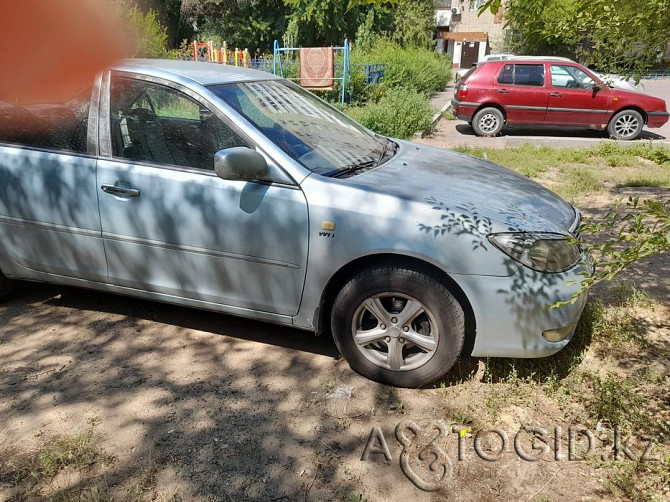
[497,64,545,87]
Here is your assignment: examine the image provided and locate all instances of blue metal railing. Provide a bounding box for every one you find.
[643,69,670,79]
[361,63,386,84]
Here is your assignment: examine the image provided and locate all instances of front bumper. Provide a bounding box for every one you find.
[647,111,669,128]
[454,260,590,358]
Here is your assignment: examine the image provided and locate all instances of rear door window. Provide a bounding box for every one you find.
[0,88,92,154]
[497,64,545,87]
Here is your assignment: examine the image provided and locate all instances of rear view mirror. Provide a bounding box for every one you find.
[214,147,269,181]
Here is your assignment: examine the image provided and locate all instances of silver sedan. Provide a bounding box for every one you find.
[0,60,589,387]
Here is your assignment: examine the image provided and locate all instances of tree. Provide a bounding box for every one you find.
[149,0,288,53]
[497,0,583,60]
[479,0,670,75]
[196,0,287,53]
[346,0,406,7]
[558,196,670,306]
[152,0,193,48]
[116,0,169,57]
[284,0,370,46]
[392,0,436,49]
[583,0,670,74]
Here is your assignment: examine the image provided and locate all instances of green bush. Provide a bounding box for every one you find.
[392,0,437,50]
[116,0,168,58]
[350,41,451,96]
[346,88,434,139]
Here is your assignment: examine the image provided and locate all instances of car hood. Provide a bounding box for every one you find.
[343,141,577,233]
[610,87,665,108]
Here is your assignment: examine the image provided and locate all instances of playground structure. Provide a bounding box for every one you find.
[190,39,385,104]
[192,41,258,68]
[273,40,350,104]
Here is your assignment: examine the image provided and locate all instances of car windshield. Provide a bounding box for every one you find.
[209,80,388,176]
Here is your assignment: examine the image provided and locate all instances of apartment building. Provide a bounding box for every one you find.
[435,0,506,68]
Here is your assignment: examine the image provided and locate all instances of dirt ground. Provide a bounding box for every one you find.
[1,139,669,501]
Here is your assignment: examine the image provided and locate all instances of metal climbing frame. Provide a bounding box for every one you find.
[272,39,351,104]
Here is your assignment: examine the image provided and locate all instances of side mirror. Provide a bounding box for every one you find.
[592,83,606,92]
[214,147,269,181]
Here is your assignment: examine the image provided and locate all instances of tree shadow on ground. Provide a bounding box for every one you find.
[0,282,363,502]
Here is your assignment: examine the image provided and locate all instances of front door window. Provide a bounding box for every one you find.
[110,77,248,171]
[550,65,595,90]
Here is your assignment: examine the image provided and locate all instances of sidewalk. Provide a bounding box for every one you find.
[417,73,456,138]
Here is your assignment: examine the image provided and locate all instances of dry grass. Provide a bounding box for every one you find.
[454,142,670,201]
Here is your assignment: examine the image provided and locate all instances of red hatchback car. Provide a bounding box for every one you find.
[453,59,669,140]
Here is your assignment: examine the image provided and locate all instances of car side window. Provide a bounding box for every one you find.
[0,89,91,154]
[497,64,545,87]
[550,65,595,90]
[110,76,248,171]
[513,64,545,86]
[498,64,514,84]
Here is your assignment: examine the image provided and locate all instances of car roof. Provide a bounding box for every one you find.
[111,58,281,86]
[507,56,575,63]
[482,53,516,61]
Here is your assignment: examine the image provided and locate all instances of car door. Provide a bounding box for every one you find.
[96,72,309,316]
[493,63,549,124]
[0,77,108,282]
[545,64,611,126]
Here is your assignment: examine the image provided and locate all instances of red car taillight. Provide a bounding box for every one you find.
[457,84,468,101]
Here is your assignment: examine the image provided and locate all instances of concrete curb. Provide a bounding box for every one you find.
[414,99,453,139]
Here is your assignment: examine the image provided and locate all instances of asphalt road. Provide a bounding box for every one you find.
[435,78,670,149]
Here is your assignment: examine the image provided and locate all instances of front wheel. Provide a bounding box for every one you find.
[472,107,504,137]
[331,266,465,387]
[608,109,643,140]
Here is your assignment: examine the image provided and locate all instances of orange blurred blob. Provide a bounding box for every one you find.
[0,0,131,104]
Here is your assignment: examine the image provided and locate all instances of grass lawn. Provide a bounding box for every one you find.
[453,142,670,200]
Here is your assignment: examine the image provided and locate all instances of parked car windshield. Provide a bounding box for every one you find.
[209,81,388,176]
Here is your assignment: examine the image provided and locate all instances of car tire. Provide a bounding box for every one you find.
[608,109,643,140]
[331,265,465,387]
[0,269,14,301]
[472,107,504,137]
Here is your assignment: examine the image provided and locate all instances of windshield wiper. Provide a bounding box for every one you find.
[330,159,378,178]
[330,139,398,178]
[330,138,398,178]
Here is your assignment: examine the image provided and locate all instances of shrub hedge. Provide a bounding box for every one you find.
[342,41,449,138]
[346,87,434,139]
[350,41,451,96]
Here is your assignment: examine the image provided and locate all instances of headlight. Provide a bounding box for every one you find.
[488,233,580,273]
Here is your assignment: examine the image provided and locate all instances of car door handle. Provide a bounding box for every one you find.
[550,92,562,97]
[497,89,509,94]
[101,184,141,197]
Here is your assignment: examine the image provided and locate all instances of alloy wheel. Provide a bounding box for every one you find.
[351,293,438,371]
[614,114,641,139]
